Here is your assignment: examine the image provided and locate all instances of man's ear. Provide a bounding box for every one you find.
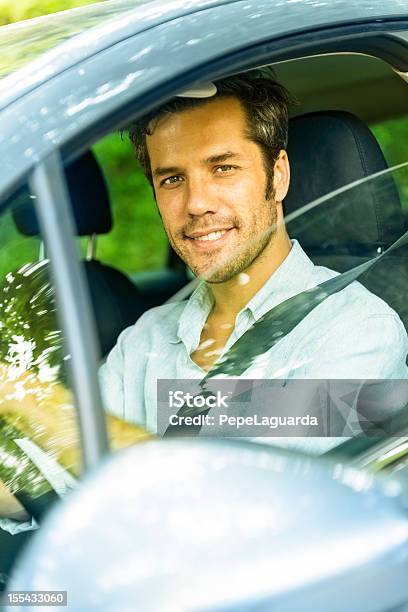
[273,150,290,203]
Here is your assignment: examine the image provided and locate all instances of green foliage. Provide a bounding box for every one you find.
[0,260,65,380]
[92,133,168,274]
[371,117,408,167]
[0,210,40,280]
[371,117,408,209]
[0,0,108,78]
[0,0,99,26]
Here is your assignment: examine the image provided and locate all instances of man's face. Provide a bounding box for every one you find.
[147,97,284,283]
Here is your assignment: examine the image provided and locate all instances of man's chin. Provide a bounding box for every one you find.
[185,257,229,283]
[194,263,242,284]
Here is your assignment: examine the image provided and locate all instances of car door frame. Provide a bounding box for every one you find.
[2,7,408,473]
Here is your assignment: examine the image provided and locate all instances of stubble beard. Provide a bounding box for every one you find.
[168,198,278,284]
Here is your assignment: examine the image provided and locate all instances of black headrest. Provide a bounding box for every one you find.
[285,111,404,252]
[12,151,112,236]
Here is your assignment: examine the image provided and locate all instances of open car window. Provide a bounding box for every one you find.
[0,182,151,530]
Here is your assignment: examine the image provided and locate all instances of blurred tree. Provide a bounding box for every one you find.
[0,0,102,26]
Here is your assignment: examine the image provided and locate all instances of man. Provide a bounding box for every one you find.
[99,70,407,440]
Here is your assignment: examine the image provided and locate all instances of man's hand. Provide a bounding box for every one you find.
[0,362,152,519]
[0,480,30,521]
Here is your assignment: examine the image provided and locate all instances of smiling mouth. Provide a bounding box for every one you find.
[185,227,234,245]
[193,230,228,242]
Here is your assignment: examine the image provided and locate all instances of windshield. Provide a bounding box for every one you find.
[0,0,147,80]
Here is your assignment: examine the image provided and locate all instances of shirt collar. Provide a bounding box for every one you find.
[175,239,315,348]
[244,239,315,321]
[174,279,214,351]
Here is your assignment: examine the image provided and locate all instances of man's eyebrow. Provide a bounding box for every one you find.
[153,166,182,179]
[205,151,243,164]
[153,152,243,179]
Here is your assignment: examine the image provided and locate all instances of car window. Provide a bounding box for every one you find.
[0,195,81,523]
[202,161,408,370]
[0,179,155,526]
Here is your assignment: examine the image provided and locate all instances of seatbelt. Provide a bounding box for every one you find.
[163,229,408,436]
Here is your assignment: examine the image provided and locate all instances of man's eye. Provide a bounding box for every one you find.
[215,165,235,174]
[162,175,182,187]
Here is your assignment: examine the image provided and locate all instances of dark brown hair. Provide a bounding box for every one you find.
[127,69,295,199]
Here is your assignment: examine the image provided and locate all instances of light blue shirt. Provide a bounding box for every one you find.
[99,240,408,441]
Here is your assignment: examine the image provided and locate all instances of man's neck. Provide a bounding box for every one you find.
[207,232,292,320]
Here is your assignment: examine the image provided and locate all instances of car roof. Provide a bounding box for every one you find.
[0,0,234,84]
[1,0,408,108]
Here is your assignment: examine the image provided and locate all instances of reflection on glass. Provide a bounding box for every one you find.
[0,0,145,80]
[0,199,150,524]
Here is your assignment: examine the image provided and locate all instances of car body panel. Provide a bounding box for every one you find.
[2,0,408,109]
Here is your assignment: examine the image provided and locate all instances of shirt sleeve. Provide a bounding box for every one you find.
[98,313,152,427]
[98,325,135,421]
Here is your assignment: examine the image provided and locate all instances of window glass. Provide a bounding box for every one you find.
[0,194,81,527]
[216,163,408,374]
[205,163,408,452]
[371,116,408,215]
[0,180,152,540]
[92,133,168,275]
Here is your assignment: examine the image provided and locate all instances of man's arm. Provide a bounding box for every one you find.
[98,321,151,428]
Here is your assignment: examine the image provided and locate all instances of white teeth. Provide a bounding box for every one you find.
[194,230,227,242]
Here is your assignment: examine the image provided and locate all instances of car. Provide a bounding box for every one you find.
[0,0,407,609]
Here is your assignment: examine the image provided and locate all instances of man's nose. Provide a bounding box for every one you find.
[184,176,219,216]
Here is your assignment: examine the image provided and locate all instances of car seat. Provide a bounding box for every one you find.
[11,151,149,357]
[285,110,408,330]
